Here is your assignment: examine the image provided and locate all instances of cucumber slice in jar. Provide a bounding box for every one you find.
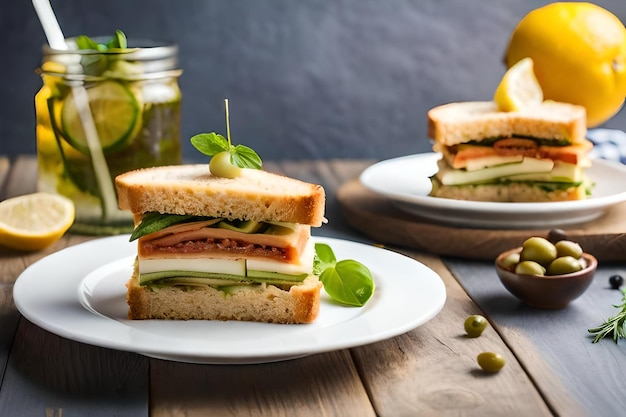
[60,80,141,154]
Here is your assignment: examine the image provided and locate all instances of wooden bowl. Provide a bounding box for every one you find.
[495,247,597,309]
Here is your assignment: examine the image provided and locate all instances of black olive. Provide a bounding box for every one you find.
[609,275,624,290]
[547,229,567,244]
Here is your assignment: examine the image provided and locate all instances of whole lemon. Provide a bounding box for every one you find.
[505,2,626,127]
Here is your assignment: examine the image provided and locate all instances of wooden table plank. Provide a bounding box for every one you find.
[446,258,626,417]
[351,250,553,417]
[0,156,148,416]
[0,319,149,417]
[0,285,19,386]
[150,350,376,417]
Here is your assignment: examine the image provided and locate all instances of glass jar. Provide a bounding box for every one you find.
[35,38,182,235]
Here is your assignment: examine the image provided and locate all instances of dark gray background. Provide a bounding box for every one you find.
[2,0,626,162]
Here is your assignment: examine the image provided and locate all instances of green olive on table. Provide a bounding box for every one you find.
[209,151,242,178]
[464,315,488,338]
[520,237,557,267]
[477,352,506,373]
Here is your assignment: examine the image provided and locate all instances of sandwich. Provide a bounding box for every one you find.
[115,164,326,324]
[427,100,593,202]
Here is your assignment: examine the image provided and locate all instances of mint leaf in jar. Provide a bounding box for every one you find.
[314,243,375,307]
[107,30,128,49]
[74,29,133,76]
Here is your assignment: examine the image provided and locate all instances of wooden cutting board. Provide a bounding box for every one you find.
[337,179,626,262]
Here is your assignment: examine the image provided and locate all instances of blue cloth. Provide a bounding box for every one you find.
[587,128,626,164]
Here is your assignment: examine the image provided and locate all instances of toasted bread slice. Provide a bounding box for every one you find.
[116,165,326,226]
[429,179,588,202]
[428,101,587,147]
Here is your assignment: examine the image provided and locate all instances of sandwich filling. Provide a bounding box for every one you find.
[430,135,593,200]
[134,214,315,290]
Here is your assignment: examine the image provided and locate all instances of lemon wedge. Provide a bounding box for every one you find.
[494,57,543,112]
[0,193,75,251]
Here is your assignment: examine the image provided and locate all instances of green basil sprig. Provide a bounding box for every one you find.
[190,98,262,170]
[314,243,375,307]
[191,132,262,170]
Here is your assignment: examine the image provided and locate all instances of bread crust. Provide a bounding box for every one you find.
[126,264,322,324]
[115,165,326,226]
[428,101,587,147]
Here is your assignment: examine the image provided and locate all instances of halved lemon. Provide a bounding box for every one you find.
[494,57,543,112]
[61,80,141,154]
[0,193,75,251]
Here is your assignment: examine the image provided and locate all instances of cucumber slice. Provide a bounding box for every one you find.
[247,270,308,282]
[61,80,140,154]
[139,270,246,285]
[140,269,308,287]
[218,219,263,233]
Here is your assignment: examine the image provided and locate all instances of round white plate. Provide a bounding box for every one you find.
[360,153,626,229]
[13,235,446,364]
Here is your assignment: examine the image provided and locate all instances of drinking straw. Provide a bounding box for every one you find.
[32,0,126,224]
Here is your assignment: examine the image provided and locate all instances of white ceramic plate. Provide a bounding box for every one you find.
[360,153,626,229]
[13,235,446,364]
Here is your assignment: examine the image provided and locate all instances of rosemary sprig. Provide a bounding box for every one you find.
[588,288,626,343]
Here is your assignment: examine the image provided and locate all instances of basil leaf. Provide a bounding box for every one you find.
[314,243,336,274]
[314,243,375,307]
[320,260,375,307]
[232,144,262,169]
[129,212,201,241]
[190,133,229,156]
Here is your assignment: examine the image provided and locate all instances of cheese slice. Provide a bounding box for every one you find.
[140,258,246,276]
[465,155,524,171]
[437,157,554,185]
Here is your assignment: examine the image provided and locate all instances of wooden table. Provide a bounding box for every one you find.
[1,155,625,417]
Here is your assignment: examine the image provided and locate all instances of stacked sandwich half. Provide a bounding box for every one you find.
[115,164,326,324]
[427,101,593,202]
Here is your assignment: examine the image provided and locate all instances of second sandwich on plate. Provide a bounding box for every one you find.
[427,100,593,202]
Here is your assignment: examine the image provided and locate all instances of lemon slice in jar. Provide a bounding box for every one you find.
[61,80,141,154]
[494,57,543,112]
[0,193,75,251]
